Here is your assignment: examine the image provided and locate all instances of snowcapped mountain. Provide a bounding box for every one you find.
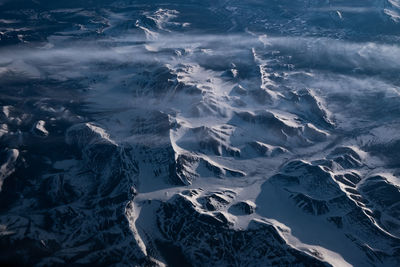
[0,0,399,266]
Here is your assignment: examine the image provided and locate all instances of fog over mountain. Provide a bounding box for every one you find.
[0,1,400,266]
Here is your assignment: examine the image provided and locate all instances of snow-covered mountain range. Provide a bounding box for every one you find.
[0,1,399,266]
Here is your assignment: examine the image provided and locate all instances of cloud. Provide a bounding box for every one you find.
[1,33,400,92]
